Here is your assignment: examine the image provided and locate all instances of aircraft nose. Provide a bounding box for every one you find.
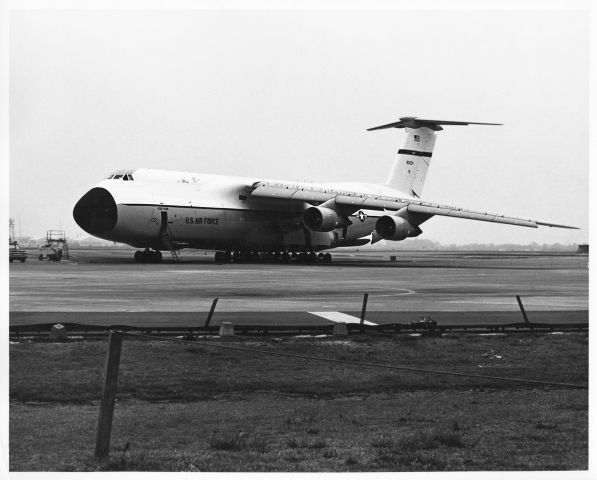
[73,187,118,235]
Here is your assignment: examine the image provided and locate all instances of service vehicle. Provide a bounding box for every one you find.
[9,241,27,263]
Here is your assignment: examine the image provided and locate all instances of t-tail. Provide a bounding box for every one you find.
[368,117,501,197]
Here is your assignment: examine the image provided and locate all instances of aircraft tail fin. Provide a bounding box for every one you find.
[368,117,501,197]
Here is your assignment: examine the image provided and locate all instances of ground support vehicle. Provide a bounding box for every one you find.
[9,241,27,263]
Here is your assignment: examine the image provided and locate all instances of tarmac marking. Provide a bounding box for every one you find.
[375,289,416,297]
[308,311,377,326]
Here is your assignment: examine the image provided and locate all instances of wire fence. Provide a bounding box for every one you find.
[122,330,588,390]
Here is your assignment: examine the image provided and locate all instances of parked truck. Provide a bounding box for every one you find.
[9,241,27,263]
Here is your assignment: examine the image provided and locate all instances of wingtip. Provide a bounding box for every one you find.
[536,221,580,230]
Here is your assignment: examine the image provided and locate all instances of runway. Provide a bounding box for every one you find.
[9,248,588,328]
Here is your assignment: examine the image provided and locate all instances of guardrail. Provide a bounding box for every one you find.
[9,319,588,340]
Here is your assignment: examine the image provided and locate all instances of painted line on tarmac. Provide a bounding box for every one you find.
[308,311,377,326]
[374,289,416,297]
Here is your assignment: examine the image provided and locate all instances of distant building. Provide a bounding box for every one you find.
[14,237,36,247]
[577,244,589,254]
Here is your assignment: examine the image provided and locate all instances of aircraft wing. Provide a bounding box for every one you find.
[249,181,578,229]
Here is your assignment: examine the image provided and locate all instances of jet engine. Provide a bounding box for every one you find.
[303,206,348,232]
[375,215,422,241]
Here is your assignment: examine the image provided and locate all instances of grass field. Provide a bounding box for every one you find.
[9,332,588,471]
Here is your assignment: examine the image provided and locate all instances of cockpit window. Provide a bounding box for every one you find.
[107,172,135,180]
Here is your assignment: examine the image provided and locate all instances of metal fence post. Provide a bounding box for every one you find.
[360,293,369,332]
[95,331,124,459]
[204,297,219,329]
[516,295,530,325]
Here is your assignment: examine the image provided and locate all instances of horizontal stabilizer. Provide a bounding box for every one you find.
[368,117,502,132]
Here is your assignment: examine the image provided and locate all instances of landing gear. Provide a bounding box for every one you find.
[213,249,332,264]
[215,251,233,263]
[134,249,163,263]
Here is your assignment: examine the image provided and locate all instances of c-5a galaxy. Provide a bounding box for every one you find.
[73,116,576,263]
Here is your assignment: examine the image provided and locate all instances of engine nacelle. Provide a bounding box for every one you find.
[303,206,347,232]
[375,215,422,241]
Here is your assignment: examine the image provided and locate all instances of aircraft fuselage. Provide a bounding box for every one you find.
[73,168,400,252]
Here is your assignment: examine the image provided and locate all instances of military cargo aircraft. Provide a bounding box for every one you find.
[73,117,576,263]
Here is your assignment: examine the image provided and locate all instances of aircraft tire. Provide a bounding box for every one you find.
[153,250,162,263]
[324,253,332,264]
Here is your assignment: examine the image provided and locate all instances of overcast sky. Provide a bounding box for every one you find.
[8,5,589,244]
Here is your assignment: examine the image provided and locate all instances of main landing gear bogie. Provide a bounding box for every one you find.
[134,249,163,263]
[214,250,332,265]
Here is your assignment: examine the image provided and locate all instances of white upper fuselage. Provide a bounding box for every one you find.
[101,167,411,206]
